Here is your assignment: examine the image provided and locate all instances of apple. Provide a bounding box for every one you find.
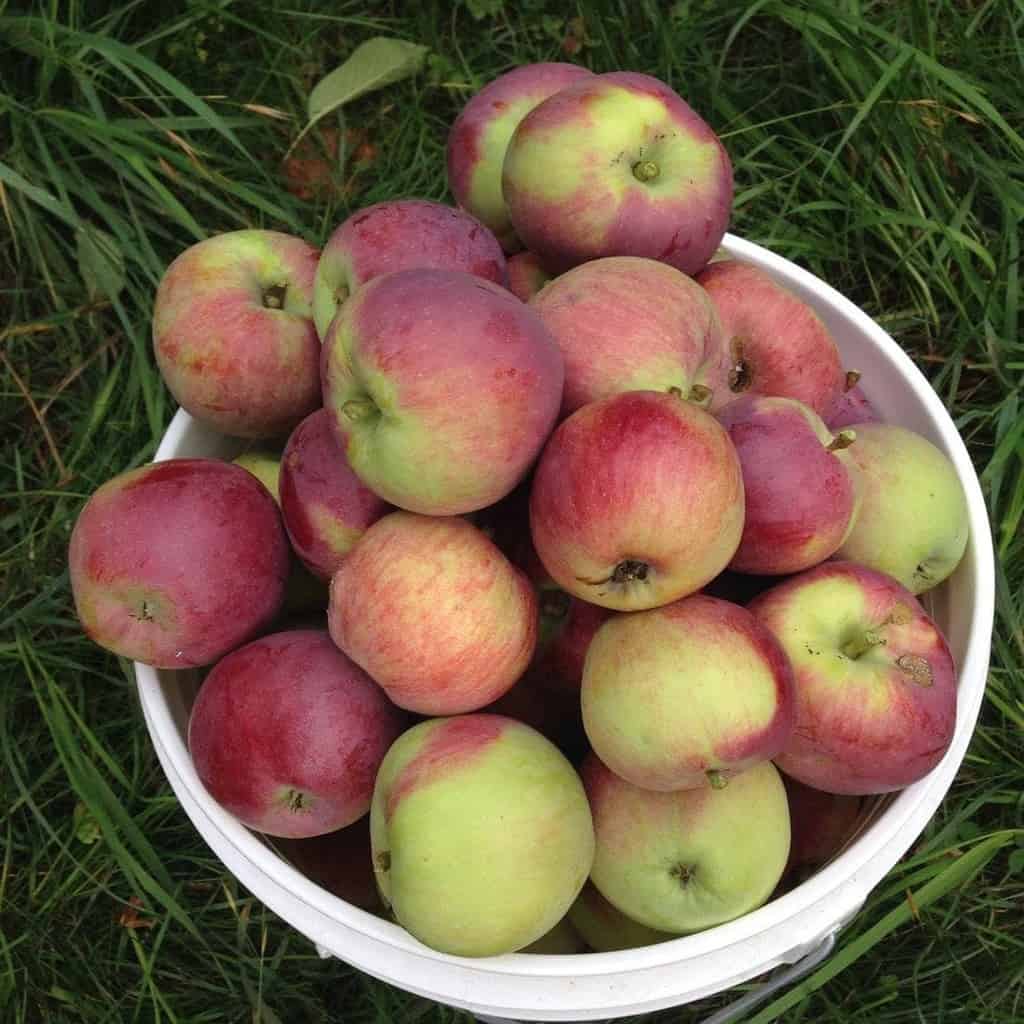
[446,61,595,251]
[370,714,595,956]
[503,72,732,275]
[568,881,677,952]
[279,409,392,579]
[582,754,790,934]
[321,268,564,515]
[521,915,586,955]
[188,629,404,837]
[834,423,969,593]
[529,390,744,611]
[749,561,958,794]
[312,199,507,338]
[69,459,289,668]
[582,594,794,791]
[695,259,844,417]
[328,512,537,715]
[826,370,880,431]
[231,448,282,497]
[273,816,385,914]
[529,256,723,415]
[716,395,860,574]
[507,250,553,301]
[153,230,321,438]
[783,776,863,884]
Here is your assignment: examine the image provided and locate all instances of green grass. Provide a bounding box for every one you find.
[2,0,1023,1020]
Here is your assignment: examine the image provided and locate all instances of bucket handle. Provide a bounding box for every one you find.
[472,929,838,1024]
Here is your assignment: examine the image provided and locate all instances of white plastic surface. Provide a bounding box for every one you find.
[134,234,995,1021]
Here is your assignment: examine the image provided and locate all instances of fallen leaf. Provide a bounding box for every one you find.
[118,896,156,930]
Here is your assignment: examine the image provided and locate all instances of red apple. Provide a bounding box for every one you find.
[447,62,595,251]
[506,250,553,301]
[321,269,564,515]
[783,776,863,882]
[529,256,723,415]
[69,460,289,668]
[153,230,321,438]
[696,259,844,417]
[328,512,537,714]
[529,391,745,610]
[716,395,860,574]
[503,72,732,275]
[312,199,506,338]
[188,630,404,837]
[279,409,392,579]
[749,562,958,794]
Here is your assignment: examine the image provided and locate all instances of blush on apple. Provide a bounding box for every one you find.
[507,250,553,301]
[825,370,880,431]
[188,629,404,837]
[69,459,289,668]
[529,390,744,610]
[749,561,958,794]
[153,230,322,438]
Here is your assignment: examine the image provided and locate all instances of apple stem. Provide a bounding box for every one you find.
[341,397,379,423]
[827,429,857,452]
[706,769,728,790]
[688,384,713,408]
[841,629,885,660]
[632,160,660,183]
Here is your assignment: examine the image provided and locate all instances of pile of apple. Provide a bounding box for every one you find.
[69,64,971,958]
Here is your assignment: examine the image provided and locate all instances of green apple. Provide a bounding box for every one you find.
[370,715,594,956]
[835,422,968,593]
[583,755,789,934]
[568,881,677,952]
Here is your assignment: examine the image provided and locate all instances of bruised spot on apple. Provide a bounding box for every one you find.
[369,714,595,956]
[750,562,957,794]
[582,594,795,791]
[529,390,744,610]
[312,199,507,339]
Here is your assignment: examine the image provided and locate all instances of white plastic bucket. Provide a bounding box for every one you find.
[134,234,995,1022]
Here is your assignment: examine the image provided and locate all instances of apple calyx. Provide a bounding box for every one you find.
[341,397,379,423]
[844,369,862,391]
[727,338,753,393]
[706,769,728,790]
[840,629,885,660]
[632,160,660,183]
[611,559,650,585]
[826,429,857,452]
[282,787,312,813]
[670,862,697,888]
[688,384,714,408]
[376,850,391,872]
[262,283,288,309]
